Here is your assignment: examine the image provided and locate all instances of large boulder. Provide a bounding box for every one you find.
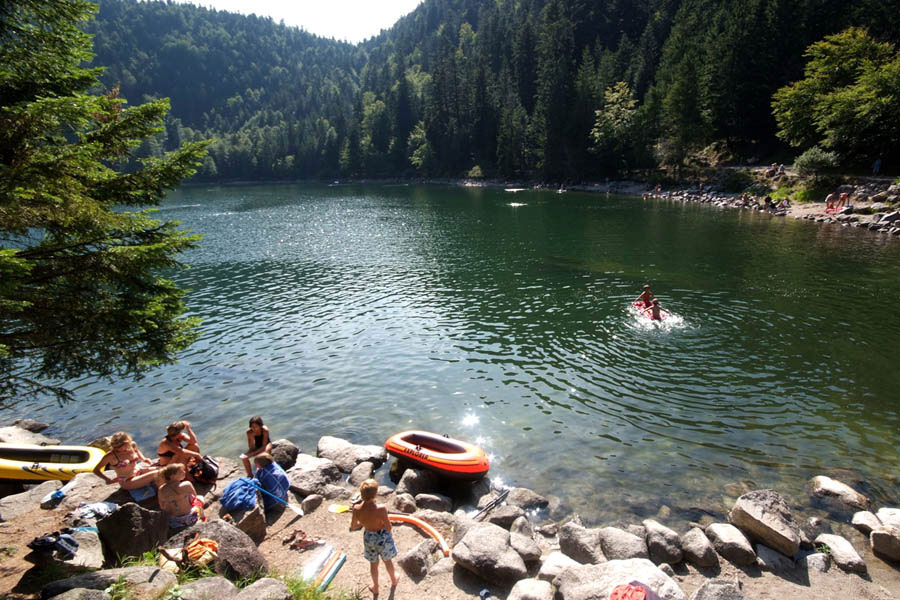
[727,490,801,557]
[814,534,866,573]
[167,519,267,580]
[755,544,795,572]
[487,505,526,529]
[599,527,648,560]
[809,476,868,510]
[643,519,683,565]
[269,439,299,470]
[552,558,687,600]
[0,424,60,445]
[689,579,746,600]
[233,578,291,600]
[395,467,439,497]
[285,454,342,496]
[681,528,718,568]
[48,590,110,600]
[870,526,900,562]
[705,523,755,566]
[538,551,581,582]
[510,530,542,563]
[559,517,604,564]
[96,503,169,561]
[876,508,900,528]
[0,480,58,521]
[451,522,528,585]
[394,493,417,514]
[62,527,105,570]
[12,418,50,432]
[178,576,239,600]
[398,539,438,579]
[234,504,267,545]
[41,566,176,600]
[506,487,549,511]
[852,511,881,534]
[508,577,554,600]
[348,461,374,487]
[415,493,452,512]
[316,436,386,473]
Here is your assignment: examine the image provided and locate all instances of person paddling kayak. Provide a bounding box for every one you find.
[644,299,670,321]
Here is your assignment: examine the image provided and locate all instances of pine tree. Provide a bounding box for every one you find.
[0,0,209,403]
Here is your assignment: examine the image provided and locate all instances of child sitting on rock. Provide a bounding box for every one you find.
[350,479,398,598]
[158,463,204,531]
[253,452,289,512]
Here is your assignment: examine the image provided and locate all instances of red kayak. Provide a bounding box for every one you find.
[632,300,666,321]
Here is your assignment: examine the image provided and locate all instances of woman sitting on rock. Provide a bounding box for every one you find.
[157,420,202,470]
[93,432,160,491]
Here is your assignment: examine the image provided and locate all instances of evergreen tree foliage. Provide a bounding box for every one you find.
[0,0,209,403]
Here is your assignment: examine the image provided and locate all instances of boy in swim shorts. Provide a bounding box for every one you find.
[350,479,398,597]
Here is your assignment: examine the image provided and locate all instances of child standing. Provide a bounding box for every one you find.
[350,479,398,598]
[240,416,272,476]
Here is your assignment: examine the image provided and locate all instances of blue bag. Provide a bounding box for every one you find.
[220,477,258,512]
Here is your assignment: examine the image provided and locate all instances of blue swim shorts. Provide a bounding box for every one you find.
[363,529,398,563]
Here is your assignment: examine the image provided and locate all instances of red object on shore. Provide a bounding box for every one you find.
[385,430,490,481]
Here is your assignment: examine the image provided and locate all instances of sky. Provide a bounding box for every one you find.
[170,0,424,44]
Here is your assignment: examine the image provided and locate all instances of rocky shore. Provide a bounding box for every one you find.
[2,421,900,600]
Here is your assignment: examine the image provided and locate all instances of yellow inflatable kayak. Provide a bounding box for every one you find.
[0,443,106,481]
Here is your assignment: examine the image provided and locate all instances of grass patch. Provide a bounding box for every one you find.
[283,574,365,600]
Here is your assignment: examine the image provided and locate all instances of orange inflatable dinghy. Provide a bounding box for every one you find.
[385,430,489,481]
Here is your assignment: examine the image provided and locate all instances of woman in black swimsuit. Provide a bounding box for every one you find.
[240,415,272,476]
[157,420,202,469]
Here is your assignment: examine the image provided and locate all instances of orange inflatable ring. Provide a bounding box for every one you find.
[385,430,489,481]
[389,513,450,556]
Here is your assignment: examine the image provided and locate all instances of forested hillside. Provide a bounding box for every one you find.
[86,0,900,182]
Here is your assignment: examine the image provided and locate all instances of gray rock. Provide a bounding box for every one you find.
[269,439,299,470]
[395,468,439,497]
[659,563,675,577]
[451,522,528,584]
[728,489,801,557]
[689,579,745,600]
[511,515,534,538]
[285,454,342,496]
[552,558,687,600]
[300,494,323,514]
[814,533,866,573]
[233,578,291,600]
[800,552,830,573]
[876,507,900,528]
[62,527,105,570]
[167,519,267,580]
[41,566,176,600]
[881,211,900,224]
[398,539,438,579]
[348,461,374,487]
[415,493,452,512]
[0,425,60,445]
[234,504,266,545]
[870,525,900,562]
[537,551,580,582]
[511,530,542,562]
[809,476,868,510]
[394,493,417,513]
[508,577,554,600]
[559,518,605,564]
[0,480,58,521]
[851,511,881,534]
[599,526,648,560]
[487,504,526,529]
[506,487,549,511]
[50,590,110,600]
[12,418,50,432]
[316,436,386,473]
[97,502,169,561]
[178,576,239,600]
[643,519,683,565]
[755,544,795,572]
[705,523,755,566]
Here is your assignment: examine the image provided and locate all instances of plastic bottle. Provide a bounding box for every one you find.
[40,479,79,507]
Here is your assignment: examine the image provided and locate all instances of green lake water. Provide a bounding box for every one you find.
[6,183,900,525]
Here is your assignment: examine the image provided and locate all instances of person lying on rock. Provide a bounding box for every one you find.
[240,415,272,476]
[253,452,289,512]
[350,479,399,598]
[158,463,204,530]
[157,421,202,474]
[93,432,160,492]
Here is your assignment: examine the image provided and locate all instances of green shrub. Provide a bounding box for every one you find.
[467,165,484,179]
[719,168,753,192]
[793,146,838,180]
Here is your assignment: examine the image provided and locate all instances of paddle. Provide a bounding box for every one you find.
[473,488,510,520]
[247,481,304,517]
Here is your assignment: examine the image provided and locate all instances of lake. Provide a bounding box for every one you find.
[5,183,900,525]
